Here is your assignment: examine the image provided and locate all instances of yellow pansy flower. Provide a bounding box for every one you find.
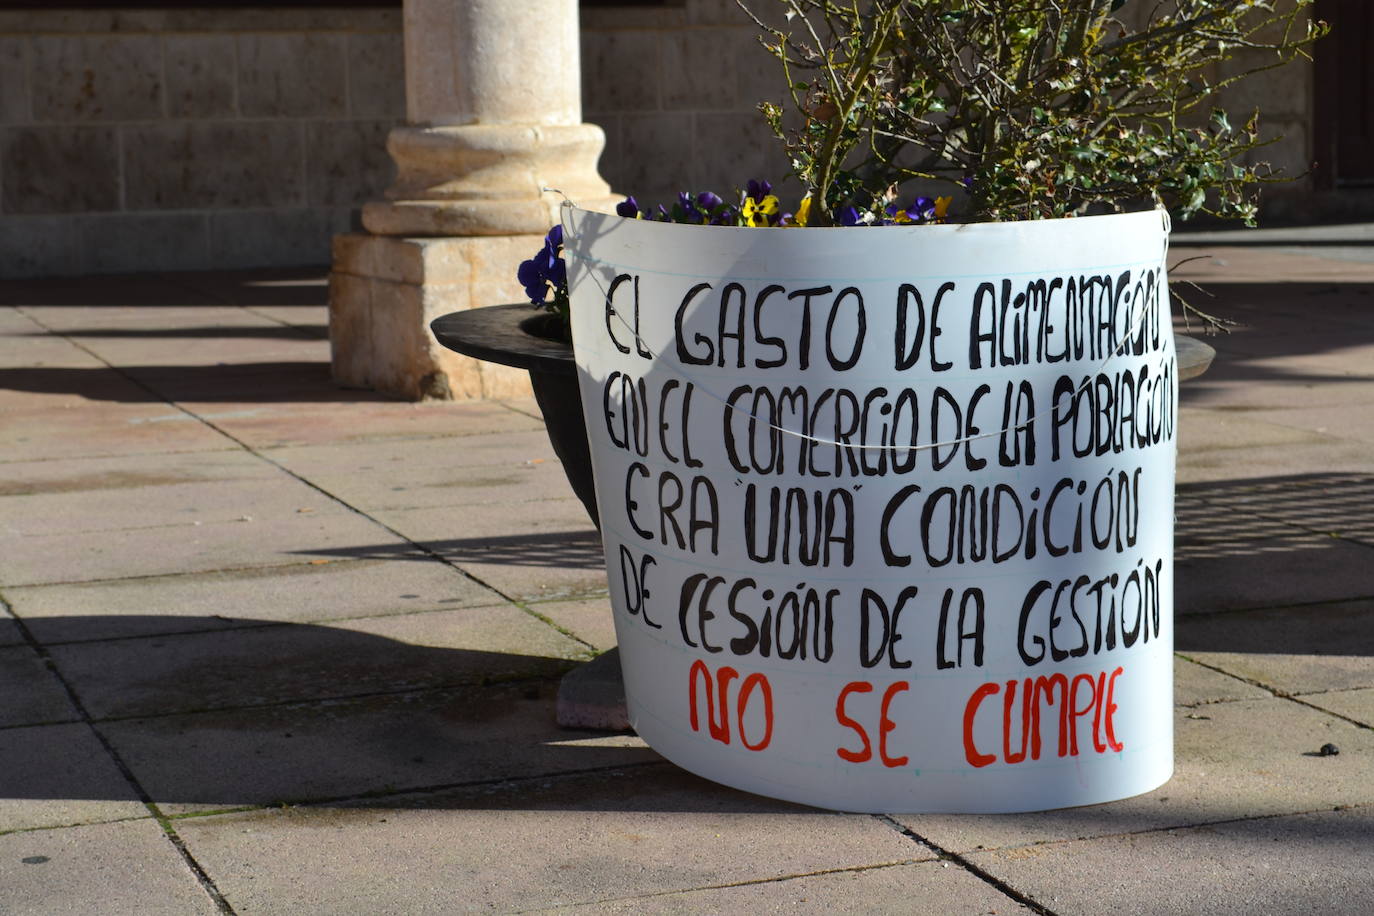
[742,194,780,227]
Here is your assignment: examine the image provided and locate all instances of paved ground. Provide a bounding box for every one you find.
[1,239,1372,914]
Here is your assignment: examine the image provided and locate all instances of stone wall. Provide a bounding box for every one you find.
[0,2,1341,279]
[0,2,789,279]
[0,7,405,278]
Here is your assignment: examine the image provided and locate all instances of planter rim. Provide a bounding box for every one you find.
[430,303,575,377]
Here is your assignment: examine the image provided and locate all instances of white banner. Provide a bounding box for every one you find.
[565,207,1175,813]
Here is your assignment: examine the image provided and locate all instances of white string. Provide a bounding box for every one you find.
[547,192,1175,455]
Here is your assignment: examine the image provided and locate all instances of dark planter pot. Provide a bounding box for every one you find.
[431,304,599,529]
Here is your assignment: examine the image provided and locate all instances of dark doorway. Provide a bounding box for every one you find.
[1315,0,1374,186]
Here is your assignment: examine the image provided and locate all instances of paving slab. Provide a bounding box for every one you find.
[966,806,1374,916]
[134,361,374,404]
[0,645,79,727]
[1176,436,1374,485]
[0,366,156,409]
[7,557,501,644]
[1302,686,1374,727]
[49,606,589,720]
[295,456,580,514]
[0,473,345,537]
[893,697,1374,853]
[1183,471,1374,547]
[1177,600,1374,695]
[1176,405,1335,453]
[0,404,233,463]
[174,766,925,913]
[1174,531,1374,614]
[1168,245,1374,284]
[531,596,620,651]
[0,617,22,647]
[0,509,409,586]
[0,449,279,498]
[74,332,328,371]
[101,686,659,813]
[1181,375,1374,411]
[0,723,146,832]
[0,334,107,370]
[12,305,257,333]
[551,861,1033,915]
[192,399,544,449]
[0,819,218,915]
[1173,655,1269,707]
[375,500,608,602]
[265,428,555,476]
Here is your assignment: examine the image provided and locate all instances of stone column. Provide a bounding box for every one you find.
[329,0,618,400]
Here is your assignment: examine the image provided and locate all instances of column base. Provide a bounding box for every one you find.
[329,232,546,401]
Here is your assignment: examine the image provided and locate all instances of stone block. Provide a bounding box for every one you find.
[75,213,212,274]
[209,208,336,270]
[304,119,396,207]
[236,33,347,118]
[123,121,305,209]
[582,30,660,112]
[346,31,404,118]
[661,29,737,111]
[689,0,780,27]
[164,34,237,119]
[693,111,789,192]
[1,126,119,213]
[329,233,548,401]
[30,34,163,121]
[0,215,76,278]
[0,820,218,915]
[1246,119,1311,179]
[1220,48,1312,120]
[0,36,28,123]
[734,25,785,109]
[616,113,697,202]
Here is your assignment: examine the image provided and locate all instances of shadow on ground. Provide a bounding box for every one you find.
[293,530,606,568]
[3,615,667,810]
[0,268,329,308]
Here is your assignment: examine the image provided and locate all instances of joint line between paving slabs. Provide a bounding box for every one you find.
[0,594,237,915]
[10,308,597,652]
[505,859,935,914]
[210,759,672,814]
[1177,652,1374,732]
[874,815,1060,916]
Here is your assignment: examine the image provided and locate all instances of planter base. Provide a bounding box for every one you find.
[555,647,629,730]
